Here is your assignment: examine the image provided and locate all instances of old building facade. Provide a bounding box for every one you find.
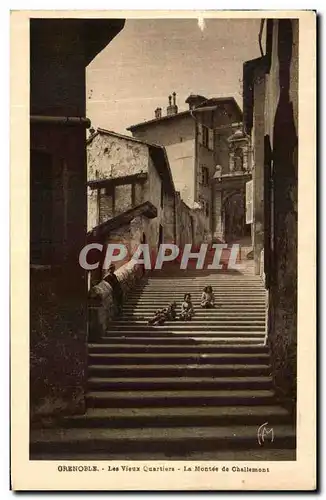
[212,126,252,244]
[86,128,207,283]
[87,129,175,280]
[127,93,244,243]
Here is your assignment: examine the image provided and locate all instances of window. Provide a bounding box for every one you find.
[201,166,209,186]
[200,125,214,151]
[208,129,214,150]
[205,202,209,217]
[98,185,114,223]
[202,126,209,148]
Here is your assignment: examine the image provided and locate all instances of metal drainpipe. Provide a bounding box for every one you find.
[258,19,265,57]
[30,115,91,128]
[173,192,177,245]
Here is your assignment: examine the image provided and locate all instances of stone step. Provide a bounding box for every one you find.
[136,292,262,296]
[123,304,267,309]
[148,270,256,275]
[30,425,296,455]
[135,282,265,287]
[122,308,266,314]
[129,291,266,296]
[121,315,266,322]
[129,298,266,302]
[95,336,266,345]
[109,320,266,326]
[88,375,273,391]
[141,284,261,288]
[106,326,266,333]
[139,278,263,282]
[134,287,265,292]
[128,291,266,295]
[86,389,276,408]
[56,405,290,428]
[30,449,296,461]
[88,352,270,365]
[104,332,266,340]
[88,342,269,353]
[121,317,266,323]
[88,363,270,378]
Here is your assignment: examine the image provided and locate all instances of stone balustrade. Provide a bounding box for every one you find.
[88,259,145,340]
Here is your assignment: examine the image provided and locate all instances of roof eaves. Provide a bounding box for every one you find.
[127,110,191,131]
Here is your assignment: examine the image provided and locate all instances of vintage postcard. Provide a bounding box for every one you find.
[10,9,316,491]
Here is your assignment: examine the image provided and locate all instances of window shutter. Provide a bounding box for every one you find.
[198,123,203,145]
[208,129,214,150]
[245,180,253,224]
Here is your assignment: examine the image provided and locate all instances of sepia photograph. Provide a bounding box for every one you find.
[10,9,316,490]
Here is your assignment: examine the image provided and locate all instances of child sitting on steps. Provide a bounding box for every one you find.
[179,293,194,321]
[147,308,167,326]
[147,302,177,326]
[201,285,215,308]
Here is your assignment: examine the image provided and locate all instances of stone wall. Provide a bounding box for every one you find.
[88,133,148,181]
[88,259,145,340]
[165,141,196,207]
[87,186,98,232]
[29,19,125,424]
[212,190,223,241]
[30,266,87,421]
[87,134,167,250]
[163,192,176,244]
[30,125,88,422]
[175,193,193,249]
[196,141,214,231]
[265,19,298,410]
[130,115,196,207]
[252,66,266,275]
[192,208,210,245]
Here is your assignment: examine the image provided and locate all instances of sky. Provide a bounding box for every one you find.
[86,18,262,135]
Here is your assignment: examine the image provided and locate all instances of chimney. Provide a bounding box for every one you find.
[154,107,162,119]
[167,92,178,116]
[185,93,207,110]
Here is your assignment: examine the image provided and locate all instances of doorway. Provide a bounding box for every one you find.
[223,192,247,243]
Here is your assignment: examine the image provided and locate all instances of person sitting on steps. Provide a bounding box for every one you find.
[147,302,177,326]
[148,308,167,326]
[166,301,177,320]
[104,263,123,318]
[179,293,194,321]
[201,285,215,308]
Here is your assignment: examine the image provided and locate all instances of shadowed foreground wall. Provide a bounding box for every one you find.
[29,18,125,421]
[266,19,298,410]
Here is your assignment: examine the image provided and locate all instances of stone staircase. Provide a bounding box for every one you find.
[30,262,296,460]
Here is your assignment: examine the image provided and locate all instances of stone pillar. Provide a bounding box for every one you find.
[252,73,266,275]
[213,190,223,241]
